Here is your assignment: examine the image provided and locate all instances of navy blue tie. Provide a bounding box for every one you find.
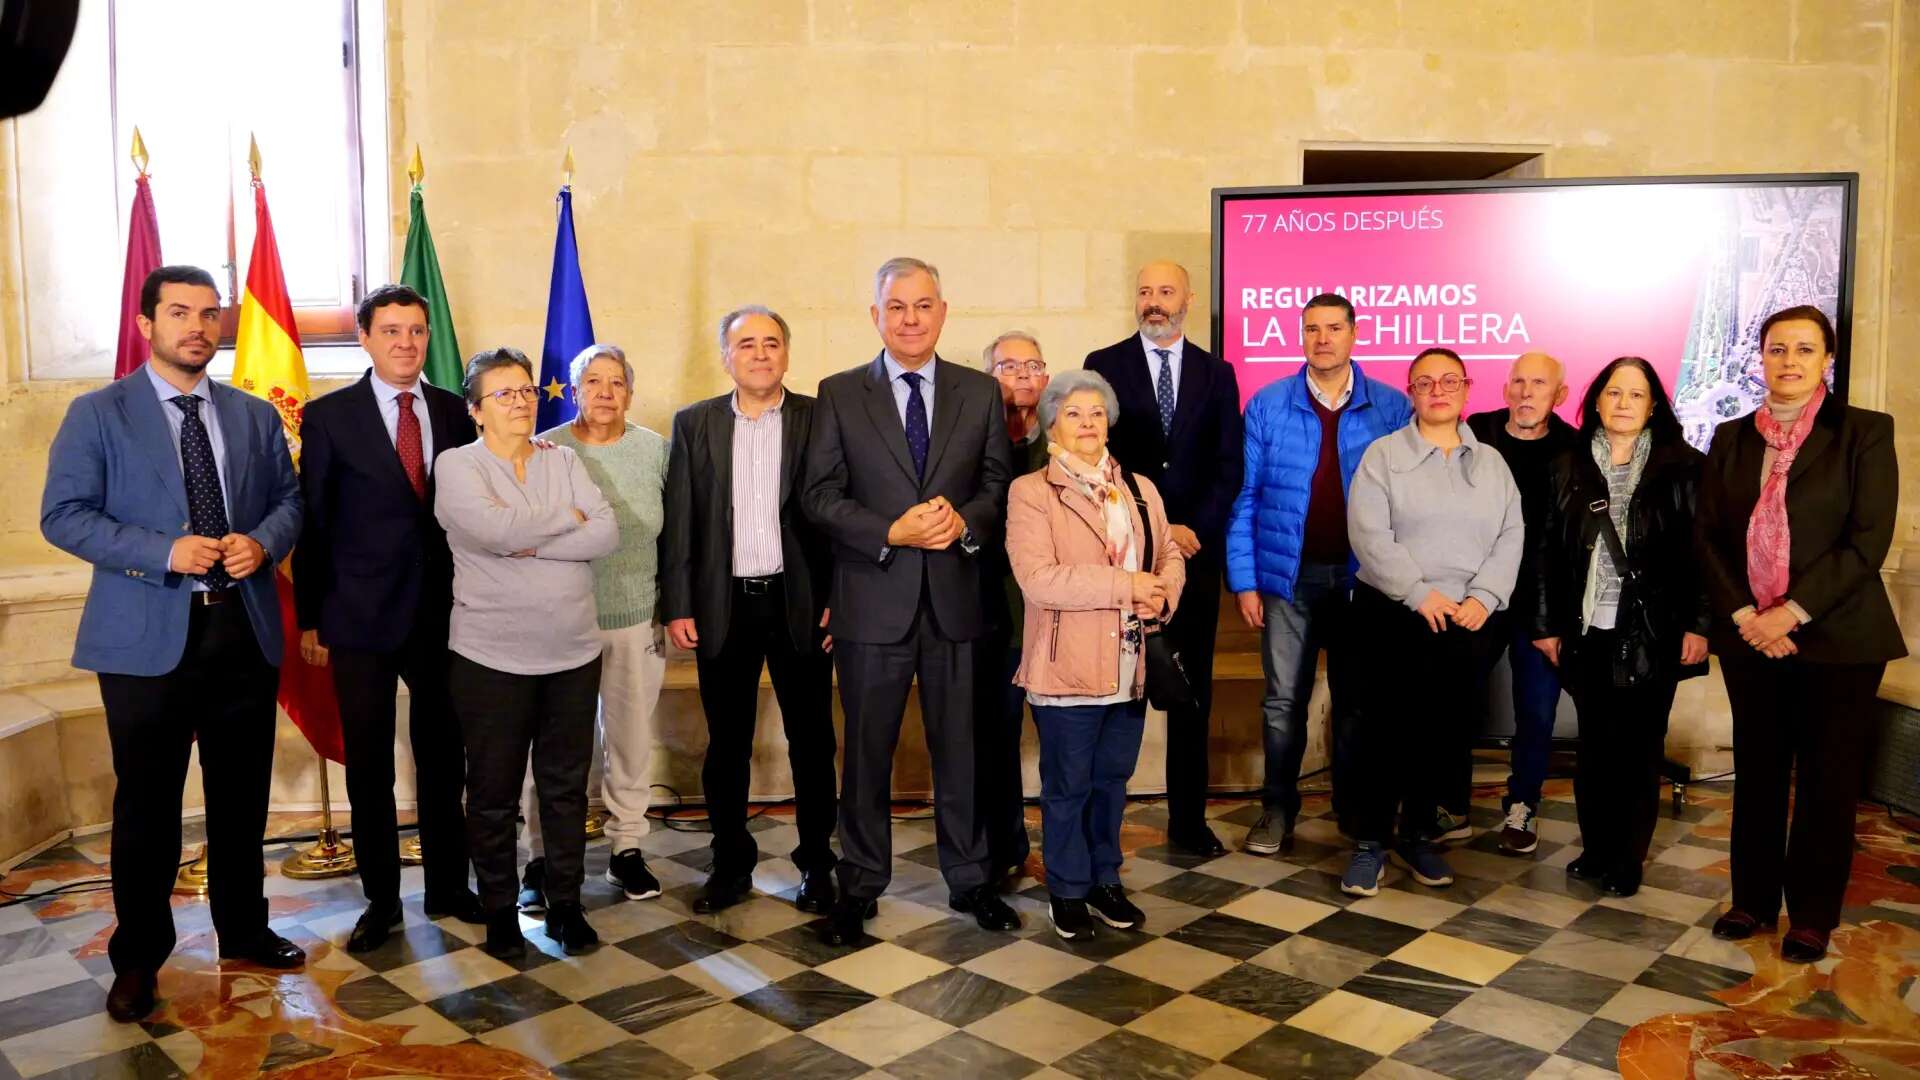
[1154,348,1176,436]
[171,395,234,591]
[902,371,929,482]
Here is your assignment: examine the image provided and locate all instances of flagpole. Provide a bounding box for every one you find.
[283,759,357,879]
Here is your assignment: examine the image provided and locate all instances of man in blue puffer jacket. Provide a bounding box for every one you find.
[1225,293,1411,855]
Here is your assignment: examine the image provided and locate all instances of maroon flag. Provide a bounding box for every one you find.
[113,171,162,378]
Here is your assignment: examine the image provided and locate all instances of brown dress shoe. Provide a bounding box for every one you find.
[106,970,158,1023]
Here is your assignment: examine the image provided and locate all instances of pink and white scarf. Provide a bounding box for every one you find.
[1049,445,1137,569]
[1745,382,1826,610]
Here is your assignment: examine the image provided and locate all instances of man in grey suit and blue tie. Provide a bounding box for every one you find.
[803,257,1020,946]
[40,265,306,1023]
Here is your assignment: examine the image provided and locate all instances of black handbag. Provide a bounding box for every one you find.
[1590,500,1708,687]
[1116,468,1196,711]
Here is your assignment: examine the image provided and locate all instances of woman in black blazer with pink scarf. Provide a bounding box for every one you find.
[1695,306,1905,963]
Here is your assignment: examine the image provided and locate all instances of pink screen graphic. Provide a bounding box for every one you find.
[1215,182,1849,445]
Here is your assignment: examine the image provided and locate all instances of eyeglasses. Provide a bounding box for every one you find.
[994,361,1047,375]
[1409,374,1472,394]
[485,386,541,405]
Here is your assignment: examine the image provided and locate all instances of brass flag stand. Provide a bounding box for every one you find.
[282,756,356,879]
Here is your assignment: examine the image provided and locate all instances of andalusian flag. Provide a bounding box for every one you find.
[231,138,345,764]
[114,129,162,379]
[399,147,463,392]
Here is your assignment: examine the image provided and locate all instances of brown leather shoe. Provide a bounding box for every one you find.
[105,970,158,1023]
[1781,927,1829,963]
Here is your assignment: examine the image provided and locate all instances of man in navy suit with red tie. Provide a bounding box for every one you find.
[1084,261,1244,856]
[295,284,484,952]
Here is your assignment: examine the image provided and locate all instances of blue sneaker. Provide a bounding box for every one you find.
[1342,842,1387,897]
[1394,841,1455,888]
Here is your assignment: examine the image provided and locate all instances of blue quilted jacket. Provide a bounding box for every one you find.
[1225,364,1413,599]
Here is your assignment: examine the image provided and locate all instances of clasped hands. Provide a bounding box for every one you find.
[887,496,967,551]
[1737,605,1800,659]
[169,532,266,580]
[1414,590,1489,633]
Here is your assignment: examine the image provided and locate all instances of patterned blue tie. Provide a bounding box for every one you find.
[171,395,234,590]
[1154,348,1176,436]
[902,371,929,482]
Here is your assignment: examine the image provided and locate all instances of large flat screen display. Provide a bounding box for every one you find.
[1212,175,1857,448]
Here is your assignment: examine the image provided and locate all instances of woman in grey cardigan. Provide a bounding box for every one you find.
[1342,347,1524,898]
[435,347,617,959]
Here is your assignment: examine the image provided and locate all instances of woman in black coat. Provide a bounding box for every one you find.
[1530,356,1708,899]
[1695,306,1905,963]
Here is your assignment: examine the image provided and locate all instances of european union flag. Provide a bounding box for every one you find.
[537,186,594,431]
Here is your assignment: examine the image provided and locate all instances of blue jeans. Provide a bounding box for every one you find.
[1506,623,1563,809]
[1259,561,1358,822]
[1032,699,1147,898]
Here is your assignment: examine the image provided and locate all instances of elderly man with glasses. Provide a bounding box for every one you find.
[975,331,1053,882]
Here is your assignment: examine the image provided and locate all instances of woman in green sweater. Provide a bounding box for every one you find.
[518,343,670,910]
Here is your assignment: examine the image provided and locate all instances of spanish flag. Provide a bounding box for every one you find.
[231,144,345,763]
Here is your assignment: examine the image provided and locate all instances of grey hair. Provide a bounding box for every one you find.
[461,346,535,406]
[980,330,1043,369]
[717,305,792,355]
[568,343,633,391]
[1036,369,1120,432]
[873,256,942,305]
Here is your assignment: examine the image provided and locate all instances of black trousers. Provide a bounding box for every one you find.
[1566,629,1678,874]
[98,597,278,974]
[1721,650,1885,933]
[1165,550,1223,836]
[1351,585,1500,846]
[333,617,469,908]
[834,606,987,899]
[972,629,1031,870]
[450,652,601,913]
[695,576,838,878]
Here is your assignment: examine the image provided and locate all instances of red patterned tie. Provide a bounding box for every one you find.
[396,391,426,500]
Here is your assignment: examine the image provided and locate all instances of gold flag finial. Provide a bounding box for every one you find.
[562,146,574,187]
[130,127,150,177]
[247,134,262,180]
[407,144,424,186]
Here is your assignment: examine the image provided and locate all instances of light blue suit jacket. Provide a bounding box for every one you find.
[40,370,303,675]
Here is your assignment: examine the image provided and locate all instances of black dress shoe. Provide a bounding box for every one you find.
[105,970,157,1023]
[1712,909,1764,941]
[1565,855,1606,883]
[817,897,878,946]
[219,930,306,969]
[691,874,754,915]
[1781,927,1829,963]
[794,868,836,915]
[545,902,600,955]
[484,907,526,959]
[1600,867,1642,898]
[423,889,487,924]
[346,904,403,954]
[1169,827,1226,858]
[950,886,1021,932]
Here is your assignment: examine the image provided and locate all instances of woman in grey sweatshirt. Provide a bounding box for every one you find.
[1340,347,1524,899]
[435,347,616,961]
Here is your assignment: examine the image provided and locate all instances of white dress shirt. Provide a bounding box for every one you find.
[1139,332,1185,411]
[883,352,938,439]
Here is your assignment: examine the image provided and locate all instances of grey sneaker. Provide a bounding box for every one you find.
[1499,801,1539,855]
[1433,807,1473,843]
[1244,813,1291,856]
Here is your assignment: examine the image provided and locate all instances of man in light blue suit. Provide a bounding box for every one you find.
[40,265,306,1024]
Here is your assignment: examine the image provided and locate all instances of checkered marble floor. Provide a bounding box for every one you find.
[2,780,1919,1079]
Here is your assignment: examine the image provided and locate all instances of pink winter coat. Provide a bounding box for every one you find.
[1005,455,1186,699]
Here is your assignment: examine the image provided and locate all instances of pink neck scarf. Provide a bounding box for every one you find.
[1745,381,1827,610]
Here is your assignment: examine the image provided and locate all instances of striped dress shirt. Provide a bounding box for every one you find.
[730,390,785,577]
